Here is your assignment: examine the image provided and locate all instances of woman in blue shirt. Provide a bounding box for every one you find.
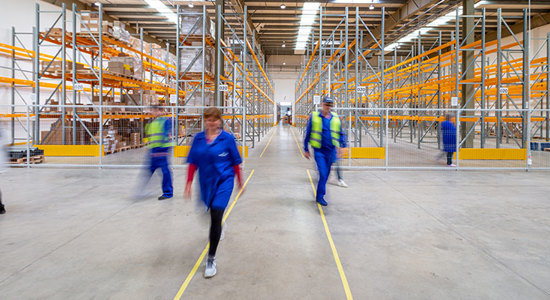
[185,107,243,278]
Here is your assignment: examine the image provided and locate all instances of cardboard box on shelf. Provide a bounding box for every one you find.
[184,91,214,114]
[179,9,215,37]
[153,47,166,60]
[130,133,141,146]
[126,89,158,106]
[92,95,114,106]
[40,60,85,74]
[128,36,141,50]
[82,21,113,36]
[80,11,113,35]
[45,27,64,38]
[180,48,213,75]
[113,26,131,44]
[113,21,125,30]
[44,100,59,112]
[76,104,94,112]
[107,61,126,75]
[108,57,134,77]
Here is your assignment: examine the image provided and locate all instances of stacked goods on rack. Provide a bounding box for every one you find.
[128,36,146,53]
[179,45,214,76]
[179,8,215,37]
[126,89,160,106]
[224,121,242,140]
[107,53,142,80]
[40,60,87,76]
[92,95,114,106]
[80,11,113,36]
[93,120,144,153]
[112,21,130,44]
[130,133,141,146]
[127,36,177,66]
[184,91,214,113]
[166,52,177,67]
[108,54,133,77]
[41,120,98,145]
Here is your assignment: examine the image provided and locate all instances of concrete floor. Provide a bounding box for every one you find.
[1,125,550,299]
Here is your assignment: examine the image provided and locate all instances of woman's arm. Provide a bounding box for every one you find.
[184,163,197,198]
[233,165,243,189]
[186,163,197,185]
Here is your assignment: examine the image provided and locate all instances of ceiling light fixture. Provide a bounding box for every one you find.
[94,1,100,6]
[384,5,481,52]
[280,3,286,9]
[144,0,178,24]
[294,2,320,51]
[188,2,194,8]
[282,41,286,48]
[369,4,374,10]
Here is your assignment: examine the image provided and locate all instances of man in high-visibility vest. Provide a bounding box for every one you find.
[303,97,346,206]
[144,106,173,200]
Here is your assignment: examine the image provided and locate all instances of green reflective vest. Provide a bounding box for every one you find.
[145,118,171,148]
[309,111,341,149]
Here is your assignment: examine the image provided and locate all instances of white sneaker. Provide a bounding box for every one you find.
[204,257,217,278]
[220,224,226,241]
[338,179,348,188]
[447,164,456,167]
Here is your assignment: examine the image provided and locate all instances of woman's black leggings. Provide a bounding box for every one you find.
[209,208,225,257]
[447,152,454,165]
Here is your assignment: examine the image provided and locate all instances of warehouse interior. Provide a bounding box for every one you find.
[1,0,550,299]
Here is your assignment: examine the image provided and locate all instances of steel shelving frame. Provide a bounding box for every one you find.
[294,5,550,169]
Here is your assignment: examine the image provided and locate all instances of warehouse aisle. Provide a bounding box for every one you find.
[1,125,550,299]
[177,125,346,299]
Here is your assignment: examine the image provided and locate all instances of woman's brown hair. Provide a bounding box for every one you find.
[204,107,222,121]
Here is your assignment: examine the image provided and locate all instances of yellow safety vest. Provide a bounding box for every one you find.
[145,118,172,148]
[309,111,341,149]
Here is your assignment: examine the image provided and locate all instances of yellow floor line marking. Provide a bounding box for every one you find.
[259,127,277,158]
[307,169,354,300]
[173,170,255,300]
[290,127,305,158]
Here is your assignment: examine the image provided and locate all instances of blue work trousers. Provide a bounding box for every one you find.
[149,154,173,197]
[314,148,333,201]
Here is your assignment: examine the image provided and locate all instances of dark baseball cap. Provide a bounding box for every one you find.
[322,97,334,105]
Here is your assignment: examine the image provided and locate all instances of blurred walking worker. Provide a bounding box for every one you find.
[441,114,457,167]
[332,149,348,188]
[303,97,346,206]
[185,107,243,278]
[0,122,7,214]
[144,106,173,200]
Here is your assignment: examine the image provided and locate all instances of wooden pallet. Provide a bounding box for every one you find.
[180,34,215,44]
[103,110,136,115]
[117,146,131,152]
[10,155,45,164]
[76,31,116,40]
[181,71,214,80]
[105,71,139,81]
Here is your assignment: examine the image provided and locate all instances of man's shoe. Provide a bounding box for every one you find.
[338,179,348,188]
[0,205,5,214]
[316,198,328,206]
[204,257,217,278]
[447,164,456,167]
[158,195,172,200]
